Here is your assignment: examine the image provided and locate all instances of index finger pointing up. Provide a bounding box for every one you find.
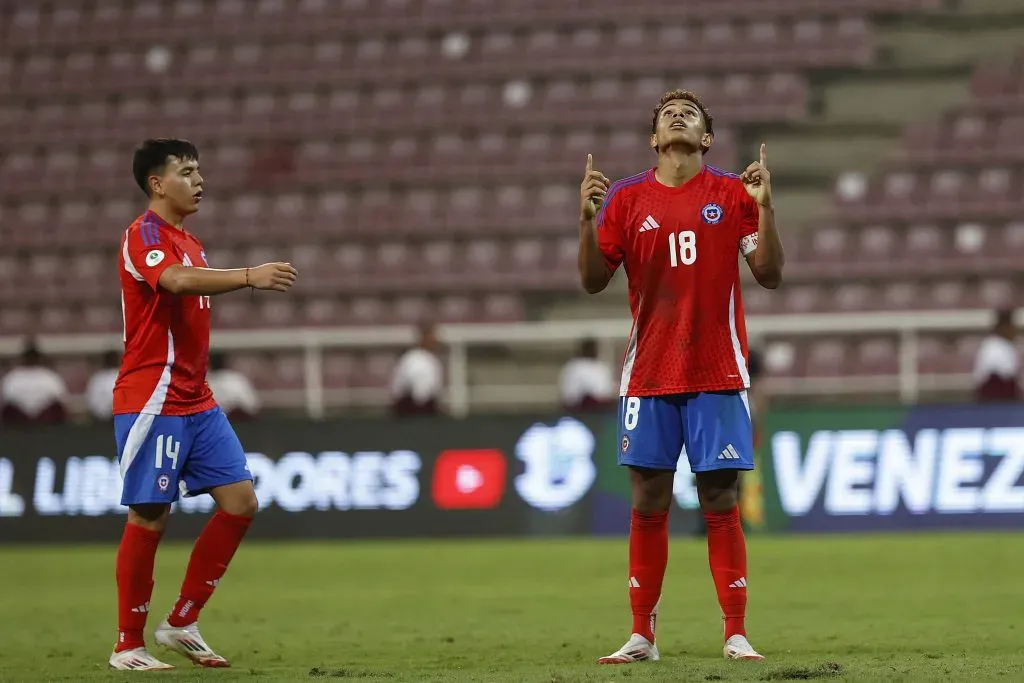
[759,143,767,167]
[586,153,593,173]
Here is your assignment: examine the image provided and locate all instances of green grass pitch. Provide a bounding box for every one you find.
[1,533,1021,682]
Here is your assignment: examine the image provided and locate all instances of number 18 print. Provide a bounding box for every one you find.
[668,230,697,267]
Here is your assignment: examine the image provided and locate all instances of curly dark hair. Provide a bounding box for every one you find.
[651,90,714,153]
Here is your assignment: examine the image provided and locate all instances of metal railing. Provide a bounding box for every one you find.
[0,308,1004,417]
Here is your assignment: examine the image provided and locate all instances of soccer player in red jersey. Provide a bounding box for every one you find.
[109,139,298,670]
[578,91,784,664]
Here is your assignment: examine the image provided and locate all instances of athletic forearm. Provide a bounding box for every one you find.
[752,205,784,288]
[159,265,249,296]
[578,217,612,294]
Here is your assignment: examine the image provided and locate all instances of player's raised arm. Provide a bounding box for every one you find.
[741,143,785,289]
[578,154,616,294]
[158,262,298,296]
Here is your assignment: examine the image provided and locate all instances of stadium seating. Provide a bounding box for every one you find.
[0,0,1012,398]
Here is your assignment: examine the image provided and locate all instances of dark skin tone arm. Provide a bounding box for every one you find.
[157,262,298,296]
[578,154,614,294]
[741,144,785,289]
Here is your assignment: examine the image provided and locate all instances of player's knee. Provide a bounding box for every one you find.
[223,491,259,518]
[629,467,674,513]
[696,470,740,513]
[243,493,259,517]
[128,504,171,532]
[699,487,739,513]
[211,480,259,517]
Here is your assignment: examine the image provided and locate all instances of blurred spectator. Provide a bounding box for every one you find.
[208,352,261,420]
[391,324,444,416]
[559,339,615,411]
[973,309,1020,403]
[1,339,69,425]
[85,350,121,422]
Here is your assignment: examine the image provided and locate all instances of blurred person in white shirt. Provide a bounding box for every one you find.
[207,352,261,420]
[973,308,1020,403]
[86,350,121,422]
[560,338,615,411]
[392,323,444,416]
[1,339,69,425]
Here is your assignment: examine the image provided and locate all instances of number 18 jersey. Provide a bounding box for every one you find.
[597,166,760,397]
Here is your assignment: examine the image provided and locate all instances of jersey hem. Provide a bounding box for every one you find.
[619,383,749,397]
[112,398,218,417]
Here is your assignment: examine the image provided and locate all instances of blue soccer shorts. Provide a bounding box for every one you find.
[617,391,754,473]
[114,406,252,506]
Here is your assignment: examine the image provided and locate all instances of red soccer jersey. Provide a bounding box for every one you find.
[114,210,217,416]
[598,166,760,396]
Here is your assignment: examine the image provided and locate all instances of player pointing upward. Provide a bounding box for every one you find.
[578,91,784,664]
[109,138,297,670]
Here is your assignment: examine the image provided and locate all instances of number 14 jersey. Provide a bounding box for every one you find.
[115,210,216,416]
[597,165,760,397]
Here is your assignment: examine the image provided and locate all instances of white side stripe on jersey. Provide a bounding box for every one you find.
[119,330,176,477]
[728,284,750,387]
[142,330,175,416]
[122,228,146,282]
[619,319,639,396]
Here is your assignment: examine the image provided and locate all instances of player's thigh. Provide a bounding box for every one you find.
[682,390,755,474]
[180,407,253,499]
[114,413,193,505]
[618,395,686,472]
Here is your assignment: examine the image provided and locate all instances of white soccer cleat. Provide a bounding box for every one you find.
[108,647,175,670]
[724,634,765,661]
[154,620,230,668]
[597,633,660,664]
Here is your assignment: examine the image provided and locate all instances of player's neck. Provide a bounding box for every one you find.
[654,149,703,187]
[147,202,186,230]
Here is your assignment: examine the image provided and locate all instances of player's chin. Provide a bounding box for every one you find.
[661,131,697,150]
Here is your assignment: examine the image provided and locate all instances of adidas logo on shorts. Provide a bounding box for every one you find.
[717,444,741,460]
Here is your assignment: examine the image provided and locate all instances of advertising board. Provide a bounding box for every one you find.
[760,403,1024,532]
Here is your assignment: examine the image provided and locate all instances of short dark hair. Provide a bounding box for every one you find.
[580,338,598,359]
[21,338,42,365]
[651,89,714,153]
[132,138,199,196]
[209,351,226,371]
[995,308,1016,329]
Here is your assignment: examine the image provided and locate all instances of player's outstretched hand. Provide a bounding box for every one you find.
[580,153,611,221]
[741,143,773,209]
[249,262,298,292]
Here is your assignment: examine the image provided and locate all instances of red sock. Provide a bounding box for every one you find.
[167,510,253,627]
[704,507,747,639]
[115,523,163,652]
[628,509,669,643]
